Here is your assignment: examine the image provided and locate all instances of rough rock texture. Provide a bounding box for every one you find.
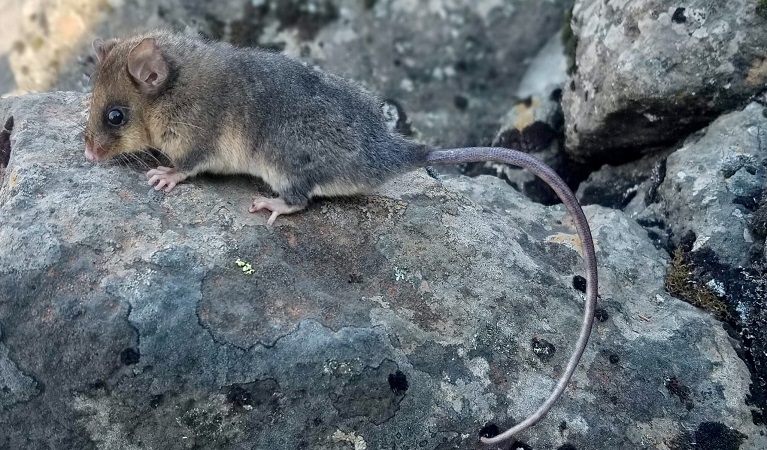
[626,102,767,424]
[7,0,573,149]
[628,102,767,268]
[1,92,765,449]
[562,0,767,160]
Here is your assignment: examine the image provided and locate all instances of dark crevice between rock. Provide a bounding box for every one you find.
[665,235,767,425]
[387,370,408,394]
[575,99,730,163]
[0,116,13,175]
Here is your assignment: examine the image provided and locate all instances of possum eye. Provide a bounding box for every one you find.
[106,107,127,127]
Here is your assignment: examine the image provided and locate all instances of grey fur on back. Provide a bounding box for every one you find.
[146,30,429,204]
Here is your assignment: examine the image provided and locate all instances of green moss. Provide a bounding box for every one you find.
[562,6,578,75]
[665,248,729,321]
[758,0,767,19]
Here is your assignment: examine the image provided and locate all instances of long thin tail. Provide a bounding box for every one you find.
[427,147,598,445]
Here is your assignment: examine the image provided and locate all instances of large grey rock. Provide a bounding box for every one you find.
[626,102,767,424]
[1,91,765,449]
[628,102,767,268]
[8,0,573,149]
[562,0,767,160]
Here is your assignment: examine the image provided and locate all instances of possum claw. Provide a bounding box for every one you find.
[249,196,305,226]
[146,167,185,193]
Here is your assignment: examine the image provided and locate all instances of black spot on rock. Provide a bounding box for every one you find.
[120,347,140,365]
[732,194,759,211]
[672,7,687,23]
[594,308,609,322]
[550,87,563,102]
[572,275,587,293]
[453,95,468,110]
[665,376,694,411]
[226,384,253,409]
[679,230,697,253]
[609,354,620,364]
[479,423,499,438]
[557,444,578,450]
[388,370,408,394]
[150,394,164,408]
[348,273,363,284]
[532,337,556,362]
[558,420,568,432]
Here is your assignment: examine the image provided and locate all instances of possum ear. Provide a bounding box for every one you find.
[127,38,169,94]
[92,37,118,63]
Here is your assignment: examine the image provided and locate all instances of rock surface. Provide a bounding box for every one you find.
[562,0,767,160]
[629,102,767,268]
[625,102,767,425]
[1,92,765,449]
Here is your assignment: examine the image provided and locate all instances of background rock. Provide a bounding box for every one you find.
[0,0,21,96]
[1,92,765,449]
[562,0,767,161]
[624,102,767,426]
[459,30,591,206]
[7,0,574,149]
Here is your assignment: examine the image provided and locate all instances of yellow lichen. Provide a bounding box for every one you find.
[665,248,728,321]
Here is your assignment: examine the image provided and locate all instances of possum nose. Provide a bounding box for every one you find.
[85,142,98,162]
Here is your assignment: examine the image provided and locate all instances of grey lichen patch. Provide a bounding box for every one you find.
[665,248,728,321]
[176,395,247,445]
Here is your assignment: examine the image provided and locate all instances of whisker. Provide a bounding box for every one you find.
[140,149,163,166]
[130,153,151,170]
[146,146,173,166]
[169,120,203,130]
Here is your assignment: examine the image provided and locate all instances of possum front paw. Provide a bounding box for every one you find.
[249,196,306,227]
[146,166,186,193]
